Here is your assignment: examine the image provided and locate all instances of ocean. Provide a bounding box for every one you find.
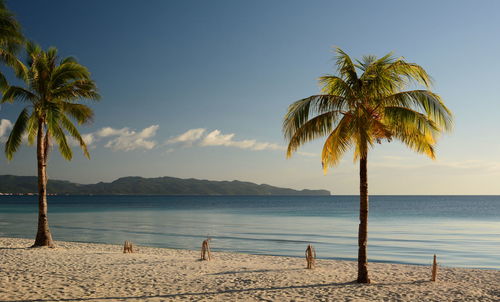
[0,195,499,269]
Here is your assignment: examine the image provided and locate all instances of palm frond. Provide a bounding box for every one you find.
[0,1,24,52]
[286,111,342,158]
[355,55,377,71]
[46,47,58,69]
[335,48,359,87]
[370,118,393,141]
[391,124,436,159]
[283,95,347,140]
[381,90,453,131]
[60,102,94,124]
[321,115,354,172]
[59,114,90,159]
[359,53,405,98]
[358,52,394,73]
[50,123,72,160]
[318,75,354,99]
[0,71,7,91]
[51,62,91,89]
[4,107,28,160]
[25,41,42,67]
[388,60,433,88]
[60,56,78,64]
[384,106,440,137]
[25,112,38,145]
[383,106,439,158]
[52,80,100,102]
[0,48,28,79]
[45,106,72,160]
[1,85,36,103]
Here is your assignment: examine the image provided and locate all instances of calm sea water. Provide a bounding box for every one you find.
[0,195,499,269]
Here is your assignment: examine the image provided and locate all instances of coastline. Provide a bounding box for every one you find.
[1,237,498,301]
[3,195,499,270]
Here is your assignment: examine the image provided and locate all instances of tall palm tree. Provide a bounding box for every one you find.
[0,0,25,87]
[283,48,453,283]
[2,42,100,247]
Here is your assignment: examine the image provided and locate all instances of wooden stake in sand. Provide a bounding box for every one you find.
[305,244,316,269]
[431,254,438,281]
[123,240,134,253]
[201,238,212,261]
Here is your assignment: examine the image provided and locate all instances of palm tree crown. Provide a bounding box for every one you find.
[2,42,100,160]
[284,48,453,170]
[0,0,23,49]
[0,0,25,88]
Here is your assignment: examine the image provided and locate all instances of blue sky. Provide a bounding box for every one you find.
[1,0,500,194]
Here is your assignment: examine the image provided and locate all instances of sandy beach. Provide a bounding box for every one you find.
[0,237,498,301]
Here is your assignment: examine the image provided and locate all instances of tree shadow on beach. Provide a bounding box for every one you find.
[374,280,430,286]
[208,267,303,275]
[0,280,433,302]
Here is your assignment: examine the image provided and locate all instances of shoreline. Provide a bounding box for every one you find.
[5,235,498,271]
[1,237,499,301]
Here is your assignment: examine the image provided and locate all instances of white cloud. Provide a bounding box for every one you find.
[297,151,317,157]
[166,128,205,145]
[252,142,283,151]
[81,134,94,145]
[0,120,160,152]
[200,130,237,147]
[67,133,96,150]
[0,119,12,142]
[102,125,159,151]
[96,127,129,137]
[166,128,309,155]
[200,130,284,151]
[1,121,316,157]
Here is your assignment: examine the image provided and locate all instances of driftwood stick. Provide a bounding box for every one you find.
[201,238,211,261]
[123,240,134,253]
[431,254,438,281]
[305,244,316,269]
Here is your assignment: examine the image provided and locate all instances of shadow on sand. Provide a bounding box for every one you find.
[208,267,303,275]
[0,280,432,302]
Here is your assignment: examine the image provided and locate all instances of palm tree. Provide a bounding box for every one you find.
[0,0,25,87]
[283,48,453,283]
[2,42,100,247]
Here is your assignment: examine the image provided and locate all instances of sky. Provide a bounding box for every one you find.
[1,0,500,194]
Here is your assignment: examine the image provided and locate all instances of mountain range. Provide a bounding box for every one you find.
[0,175,330,196]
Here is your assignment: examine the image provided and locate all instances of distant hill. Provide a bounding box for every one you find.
[0,175,330,196]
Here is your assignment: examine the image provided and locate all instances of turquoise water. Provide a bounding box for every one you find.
[0,195,499,269]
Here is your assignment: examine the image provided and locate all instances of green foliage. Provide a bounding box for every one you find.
[4,108,28,160]
[0,0,25,87]
[2,42,100,160]
[283,48,453,173]
[0,0,24,48]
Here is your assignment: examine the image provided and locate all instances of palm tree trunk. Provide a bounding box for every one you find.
[357,155,370,283]
[32,120,55,248]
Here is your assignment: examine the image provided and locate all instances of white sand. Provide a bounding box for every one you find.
[1,237,498,301]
